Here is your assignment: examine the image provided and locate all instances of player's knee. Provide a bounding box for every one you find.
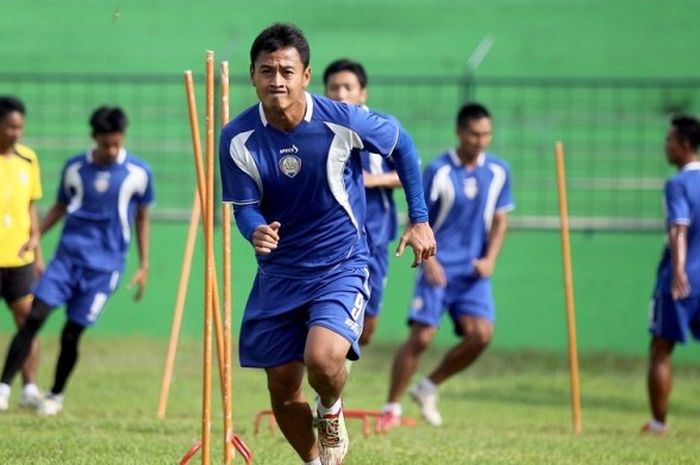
[267,376,302,404]
[408,326,436,353]
[465,325,493,349]
[305,355,344,383]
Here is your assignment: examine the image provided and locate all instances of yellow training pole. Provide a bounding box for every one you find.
[220,60,234,465]
[157,189,201,418]
[554,141,583,435]
[201,49,216,465]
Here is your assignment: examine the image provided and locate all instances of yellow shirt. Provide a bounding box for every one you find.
[0,143,42,267]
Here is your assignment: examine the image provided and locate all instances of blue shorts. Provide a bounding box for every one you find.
[365,246,389,318]
[33,256,121,328]
[649,292,700,344]
[408,269,494,336]
[239,263,370,368]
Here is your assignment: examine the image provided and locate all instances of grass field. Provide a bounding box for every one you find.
[0,338,698,465]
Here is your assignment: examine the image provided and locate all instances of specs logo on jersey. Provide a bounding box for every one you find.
[464,177,478,199]
[18,171,29,185]
[94,171,111,193]
[279,144,299,155]
[279,154,302,178]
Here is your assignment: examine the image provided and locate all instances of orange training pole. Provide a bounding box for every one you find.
[183,70,227,393]
[201,49,216,465]
[220,60,234,465]
[554,141,583,435]
[157,189,201,418]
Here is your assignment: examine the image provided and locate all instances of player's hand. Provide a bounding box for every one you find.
[671,271,690,300]
[128,267,148,301]
[17,235,39,260]
[396,222,436,268]
[472,257,495,278]
[252,222,281,255]
[363,171,378,188]
[423,257,447,287]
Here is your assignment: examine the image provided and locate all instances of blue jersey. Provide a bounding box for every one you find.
[54,148,154,272]
[655,161,700,295]
[220,93,411,277]
[424,150,514,273]
[361,107,399,250]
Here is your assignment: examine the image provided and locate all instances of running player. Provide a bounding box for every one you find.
[0,106,153,416]
[644,115,700,434]
[0,96,43,411]
[383,102,514,427]
[323,59,402,347]
[219,24,435,465]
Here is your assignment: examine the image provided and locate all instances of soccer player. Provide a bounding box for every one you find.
[382,103,514,427]
[0,96,43,411]
[644,115,700,435]
[0,106,153,416]
[219,24,435,465]
[323,59,402,347]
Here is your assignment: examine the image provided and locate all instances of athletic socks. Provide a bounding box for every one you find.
[22,383,40,398]
[382,402,402,416]
[317,397,342,417]
[416,377,438,394]
[303,458,322,465]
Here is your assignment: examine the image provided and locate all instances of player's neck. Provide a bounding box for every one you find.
[456,147,480,167]
[0,142,14,156]
[263,98,307,132]
[679,154,699,169]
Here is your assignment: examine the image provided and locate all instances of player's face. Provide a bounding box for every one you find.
[0,111,24,150]
[325,71,367,105]
[251,47,310,112]
[457,117,492,158]
[93,132,124,165]
[665,127,687,166]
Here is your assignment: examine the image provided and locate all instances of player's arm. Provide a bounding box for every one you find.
[40,202,67,234]
[129,204,151,301]
[350,108,435,266]
[669,224,690,300]
[363,170,402,189]
[386,128,435,267]
[664,179,690,299]
[18,201,42,261]
[473,212,509,278]
[233,203,280,255]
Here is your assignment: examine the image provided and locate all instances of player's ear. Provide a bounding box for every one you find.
[249,65,255,86]
[360,88,368,105]
[302,66,311,89]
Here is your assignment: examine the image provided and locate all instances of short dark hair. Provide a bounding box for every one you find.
[250,23,310,68]
[90,106,128,134]
[323,59,368,88]
[0,96,26,121]
[457,102,491,127]
[672,115,700,151]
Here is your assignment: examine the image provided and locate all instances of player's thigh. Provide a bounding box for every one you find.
[649,293,693,344]
[1,263,35,311]
[408,271,447,328]
[307,266,370,362]
[33,257,76,308]
[448,276,495,339]
[239,274,314,369]
[66,269,120,327]
[265,360,307,400]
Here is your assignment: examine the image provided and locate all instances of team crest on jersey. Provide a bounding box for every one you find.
[279,154,302,178]
[464,177,478,199]
[94,171,111,193]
